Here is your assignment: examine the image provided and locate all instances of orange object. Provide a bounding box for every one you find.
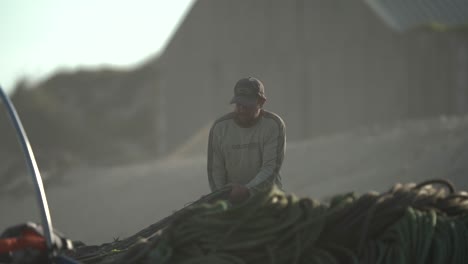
[0,228,47,254]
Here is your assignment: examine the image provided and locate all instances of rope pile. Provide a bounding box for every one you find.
[94,179,468,264]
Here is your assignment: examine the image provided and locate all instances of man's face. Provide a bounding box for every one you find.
[234,101,262,125]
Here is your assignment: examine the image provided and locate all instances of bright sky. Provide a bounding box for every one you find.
[0,0,195,93]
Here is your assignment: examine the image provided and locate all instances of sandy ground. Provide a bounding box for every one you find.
[1,115,468,245]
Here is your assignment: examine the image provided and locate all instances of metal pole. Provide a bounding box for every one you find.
[0,86,55,252]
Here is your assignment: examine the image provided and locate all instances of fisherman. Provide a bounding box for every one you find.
[207,77,286,202]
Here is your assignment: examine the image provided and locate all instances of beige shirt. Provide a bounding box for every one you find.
[207,110,286,192]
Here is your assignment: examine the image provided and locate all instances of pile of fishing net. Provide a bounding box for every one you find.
[78,179,468,264]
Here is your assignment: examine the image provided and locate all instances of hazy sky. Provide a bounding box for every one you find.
[0,0,195,93]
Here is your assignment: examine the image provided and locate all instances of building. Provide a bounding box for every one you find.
[155,0,468,155]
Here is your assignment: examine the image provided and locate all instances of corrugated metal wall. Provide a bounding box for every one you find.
[365,0,468,31]
[155,0,468,155]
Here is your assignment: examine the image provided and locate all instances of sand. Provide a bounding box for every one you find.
[1,115,468,245]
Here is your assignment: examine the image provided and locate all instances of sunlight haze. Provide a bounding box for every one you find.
[0,0,195,92]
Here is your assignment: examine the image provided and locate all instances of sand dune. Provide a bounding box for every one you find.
[1,115,468,245]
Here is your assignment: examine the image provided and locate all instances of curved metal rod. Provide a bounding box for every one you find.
[0,86,54,251]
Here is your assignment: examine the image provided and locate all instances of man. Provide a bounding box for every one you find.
[207,77,286,202]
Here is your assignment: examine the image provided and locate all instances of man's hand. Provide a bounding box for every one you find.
[228,183,250,203]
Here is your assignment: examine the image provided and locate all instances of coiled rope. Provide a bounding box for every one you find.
[86,179,468,264]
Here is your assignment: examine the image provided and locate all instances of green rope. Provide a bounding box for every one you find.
[92,179,468,264]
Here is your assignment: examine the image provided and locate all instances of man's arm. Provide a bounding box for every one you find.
[207,124,227,191]
[246,117,286,189]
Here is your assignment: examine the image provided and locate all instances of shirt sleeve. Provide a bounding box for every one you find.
[207,124,227,191]
[245,119,286,189]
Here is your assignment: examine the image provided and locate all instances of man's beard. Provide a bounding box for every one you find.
[235,113,257,127]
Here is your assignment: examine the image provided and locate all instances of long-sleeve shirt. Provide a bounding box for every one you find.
[207,110,286,192]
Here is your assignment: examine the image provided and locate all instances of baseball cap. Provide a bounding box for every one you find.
[230,77,266,106]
